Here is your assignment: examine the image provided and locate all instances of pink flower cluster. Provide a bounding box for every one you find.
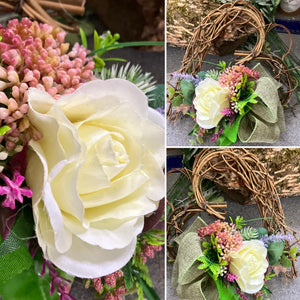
[198,220,243,261]
[91,270,127,300]
[0,18,94,97]
[41,260,75,300]
[218,64,259,99]
[0,18,95,152]
[141,244,162,264]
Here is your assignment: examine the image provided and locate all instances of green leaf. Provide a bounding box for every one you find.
[93,30,100,50]
[280,254,292,268]
[0,125,10,136]
[0,244,33,285]
[93,56,105,69]
[88,41,164,56]
[289,246,299,260]
[122,261,134,290]
[257,227,268,238]
[197,71,206,79]
[180,80,195,105]
[237,94,258,115]
[215,277,242,300]
[135,274,160,300]
[0,206,34,284]
[0,207,34,257]
[217,114,243,146]
[0,263,59,300]
[168,86,175,99]
[268,241,285,265]
[147,84,165,109]
[79,28,87,48]
[172,94,183,107]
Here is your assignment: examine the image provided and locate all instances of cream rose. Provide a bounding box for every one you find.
[229,240,268,294]
[25,79,164,278]
[193,78,229,129]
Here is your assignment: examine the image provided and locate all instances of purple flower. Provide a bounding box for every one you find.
[260,233,294,247]
[156,106,165,115]
[172,72,200,85]
[0,170,33,209]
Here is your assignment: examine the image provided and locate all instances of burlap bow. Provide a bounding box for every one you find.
[238,64,285,143]
[172,217,219,300]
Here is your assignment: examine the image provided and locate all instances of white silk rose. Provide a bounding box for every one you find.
[193,78,229,129]
[25,79,164,278]
[229,240,268,294]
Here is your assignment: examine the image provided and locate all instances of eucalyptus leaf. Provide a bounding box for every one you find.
[268,241,285,265]
[180,80,195,105]
[257,227,268,238]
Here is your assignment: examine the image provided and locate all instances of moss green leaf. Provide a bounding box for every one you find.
[180,80,195,105]
[268,241,285,265]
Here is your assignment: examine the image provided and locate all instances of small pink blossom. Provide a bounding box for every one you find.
[0,170,33,209]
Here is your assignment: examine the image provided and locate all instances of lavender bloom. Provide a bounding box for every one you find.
[260,233,294,247]
[156,106,165,115]
[172,72,200,85]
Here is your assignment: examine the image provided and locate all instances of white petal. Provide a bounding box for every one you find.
[45,234,137,278]
[58,79,148,121]
[77,217,144,249]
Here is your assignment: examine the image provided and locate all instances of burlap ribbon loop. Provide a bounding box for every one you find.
[238,64,285,143]
[172,217,219,300]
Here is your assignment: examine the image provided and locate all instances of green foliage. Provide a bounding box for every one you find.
[143,229,164,246]
[197,71,207,79]
[250,0,281,23]
[91,30,122,71]
[123,260,134,290]
[172,94,183,107]
[217,60,228,72]
[197,254,225,280]
[289,246,300,260]
[79,27,87,48]
[97,63,157,99]
[280,254,292,268]
[240,226,259,240]
[264,272,276,281]
[0,255,59,300]
[0,206,35,285]
[147,84,164,108]
[236,93,258,116]
[230,216,247,230]
[216,113,244,146]
[180,80,195,105]
[268,241,285,265]
[0,125,10,136]
[122,236,161,300]
[205,70,220,81]
[257,227,268,238]
[214,276,242,300]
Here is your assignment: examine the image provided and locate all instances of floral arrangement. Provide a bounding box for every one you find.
[0,18,164,300]
[168,61,286,146]
[172,216,299,300]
